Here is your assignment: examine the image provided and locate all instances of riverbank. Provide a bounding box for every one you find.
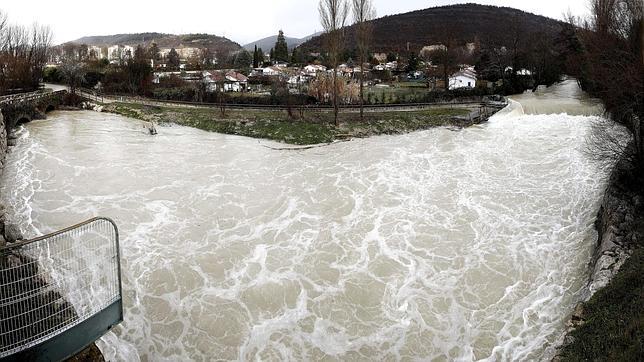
[556,146,643,361]
[101,102,492,145]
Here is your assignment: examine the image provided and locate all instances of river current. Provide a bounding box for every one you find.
[1,80,606,361]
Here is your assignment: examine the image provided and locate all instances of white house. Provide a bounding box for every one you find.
[384,61,398,70]
[303,64,327,76]
[225,72,248,92]
[202,71,248,92]
[505,66,532,76]
[449,68,477,90]
[261,66,283,76]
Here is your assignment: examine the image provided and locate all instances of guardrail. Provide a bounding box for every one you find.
[0,90,65,107]
[0,217,123,361]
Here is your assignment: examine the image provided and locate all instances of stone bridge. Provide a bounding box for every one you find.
[0,89,68,165]
[0,89,67,127]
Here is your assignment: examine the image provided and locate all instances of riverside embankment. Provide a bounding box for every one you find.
[99,101,492,145]
[0,79,613,360]
[555,144,643,360]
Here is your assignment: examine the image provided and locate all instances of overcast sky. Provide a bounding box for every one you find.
[1,0,591,45]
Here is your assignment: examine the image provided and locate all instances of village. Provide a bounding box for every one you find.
[42,34,531,106]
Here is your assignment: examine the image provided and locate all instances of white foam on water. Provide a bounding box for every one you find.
[0,83,609,361]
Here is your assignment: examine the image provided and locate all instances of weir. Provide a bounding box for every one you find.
[0,217,123,361]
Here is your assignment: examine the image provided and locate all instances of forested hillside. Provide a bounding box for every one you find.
[299,3,565,53]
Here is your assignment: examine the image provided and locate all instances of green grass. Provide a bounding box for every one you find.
[103,102,473,145]
[182,117,336,145]
[365,85,438,104]
[559,246,644,361]
[397,81,429,88]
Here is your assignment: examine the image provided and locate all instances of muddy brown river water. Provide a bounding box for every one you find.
[1,80,607,361]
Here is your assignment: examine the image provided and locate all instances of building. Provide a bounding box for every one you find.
[159,48,173,59]
[373,53,388,63]
[202,71,248,92]
[177,48,200,60]
[107,45,136,62]
[224,71,248,92]
[449,68,477,90]
[337,64,354,75]
[153,71,202,84]
[303,64,327,76]
[261,66,283,76]
[505,66,532,76]
[107,45,122,61]
[123,46,135,59]
[89,46,104,60]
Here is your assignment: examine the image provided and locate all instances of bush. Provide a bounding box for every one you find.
[82,71,104,89]
[152,87,196,102]
[62,92,83,106]
[43,67,63,83]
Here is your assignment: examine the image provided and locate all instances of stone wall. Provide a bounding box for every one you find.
[0,110,6,171]
[0,110,9,247]
[585,148,642,298]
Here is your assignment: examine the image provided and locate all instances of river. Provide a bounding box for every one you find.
[1,80,606,361]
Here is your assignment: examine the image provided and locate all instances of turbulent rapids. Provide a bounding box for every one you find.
[1,80,607,361]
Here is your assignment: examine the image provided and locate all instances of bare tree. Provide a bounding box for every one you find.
[59,55,85,94]
[586,119,634,171]
[574,0,643,173]
[352,0,375,121]
[0,10,8,94]
[319,0,349,127]
[216,71,227,117]
[29,24,52,86]
[0,12,52,93]
[0,10,7,39]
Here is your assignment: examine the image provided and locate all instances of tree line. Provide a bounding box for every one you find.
[0,10,52,95]
[566,0,643,174]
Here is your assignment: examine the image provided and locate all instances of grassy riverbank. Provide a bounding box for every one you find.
[102,102,475,145]
[560,249,643,361]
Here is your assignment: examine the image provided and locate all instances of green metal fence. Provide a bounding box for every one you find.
[0,217,123,361]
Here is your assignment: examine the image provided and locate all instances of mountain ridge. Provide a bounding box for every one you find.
[66,32,242,55]
[299,3,566,53]
[243,32,323,52]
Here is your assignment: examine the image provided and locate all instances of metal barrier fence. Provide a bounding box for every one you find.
[0,218,123,361]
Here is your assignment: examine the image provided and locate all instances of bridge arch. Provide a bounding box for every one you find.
[15,114,32,124]
[44,104,56,113]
